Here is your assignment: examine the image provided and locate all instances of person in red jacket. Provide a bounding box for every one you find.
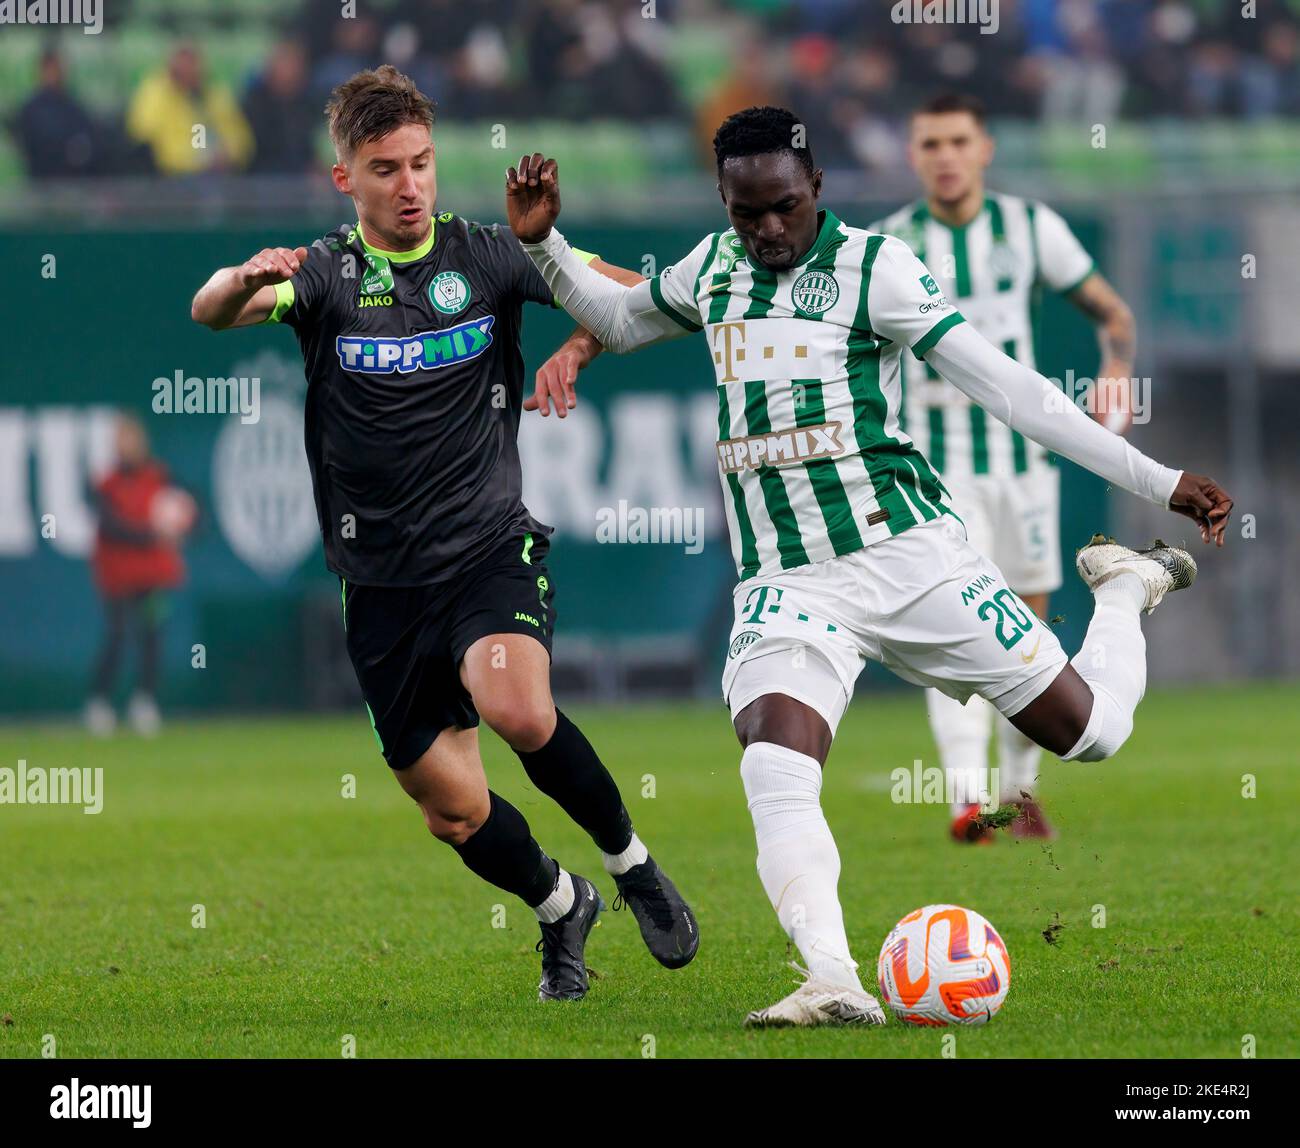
[85,414,195,736]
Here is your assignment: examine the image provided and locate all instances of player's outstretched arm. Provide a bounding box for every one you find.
[191,246,308,330]
[924,322,1232,546]
[506,153,693,353]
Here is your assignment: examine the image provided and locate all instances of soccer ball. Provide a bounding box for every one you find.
[877,904,1011,1026]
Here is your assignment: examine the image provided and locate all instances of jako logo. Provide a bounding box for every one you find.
[336,315,495,374]
[50,1078,151,1128]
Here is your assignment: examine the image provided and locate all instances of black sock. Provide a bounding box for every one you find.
[515,709,634,855]
[451,791,559,907]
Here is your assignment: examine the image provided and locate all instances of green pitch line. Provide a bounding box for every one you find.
[0,685,1296,1059]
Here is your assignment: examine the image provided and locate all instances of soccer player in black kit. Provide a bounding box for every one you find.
[191,65,697,1000]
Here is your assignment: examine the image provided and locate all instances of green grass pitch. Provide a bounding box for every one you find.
[1,684,1296,1059]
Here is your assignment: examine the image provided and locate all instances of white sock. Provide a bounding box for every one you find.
[926,688,993,816]
[996,713,1042,801]
[533,867,575,923]
[739,741,862,992]
[1066,574,1147,761]
[602,832,648,876]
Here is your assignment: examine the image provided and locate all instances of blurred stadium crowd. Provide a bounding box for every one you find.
[5,0,1300,183]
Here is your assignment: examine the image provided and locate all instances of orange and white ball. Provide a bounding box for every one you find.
[877,904,1011,1026]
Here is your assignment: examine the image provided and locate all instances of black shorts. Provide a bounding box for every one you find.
[340,531,556,770]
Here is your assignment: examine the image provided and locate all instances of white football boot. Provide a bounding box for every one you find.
[1075,535,1197,615]
[744,964,887,1029]
[84,697,116,738]
[127,692,162,737]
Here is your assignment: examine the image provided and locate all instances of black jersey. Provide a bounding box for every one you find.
[266,213,559,586]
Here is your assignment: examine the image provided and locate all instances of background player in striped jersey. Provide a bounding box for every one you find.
[871,92,1141,844]
[507,106,1232,1028]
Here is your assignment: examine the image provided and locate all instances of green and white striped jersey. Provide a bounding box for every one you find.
[869,193,1094,480]
[648,209,966,580]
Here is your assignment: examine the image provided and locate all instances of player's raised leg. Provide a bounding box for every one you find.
[1009,538,1198,761]
[393,725,602,1001]
[463,632,699,969]
[870,517,1209,820]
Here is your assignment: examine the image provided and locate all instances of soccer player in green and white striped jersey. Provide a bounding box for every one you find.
[506,108,1232,1029]
[871,92,1141,844]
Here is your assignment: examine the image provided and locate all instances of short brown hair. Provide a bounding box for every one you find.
[326,64,436,160]
[912,92,987,126]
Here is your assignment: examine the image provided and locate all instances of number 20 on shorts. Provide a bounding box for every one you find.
[978,588,1036,651]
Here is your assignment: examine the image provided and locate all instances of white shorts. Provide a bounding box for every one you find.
[944,468,1061,596]
[721,516,1069,736]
